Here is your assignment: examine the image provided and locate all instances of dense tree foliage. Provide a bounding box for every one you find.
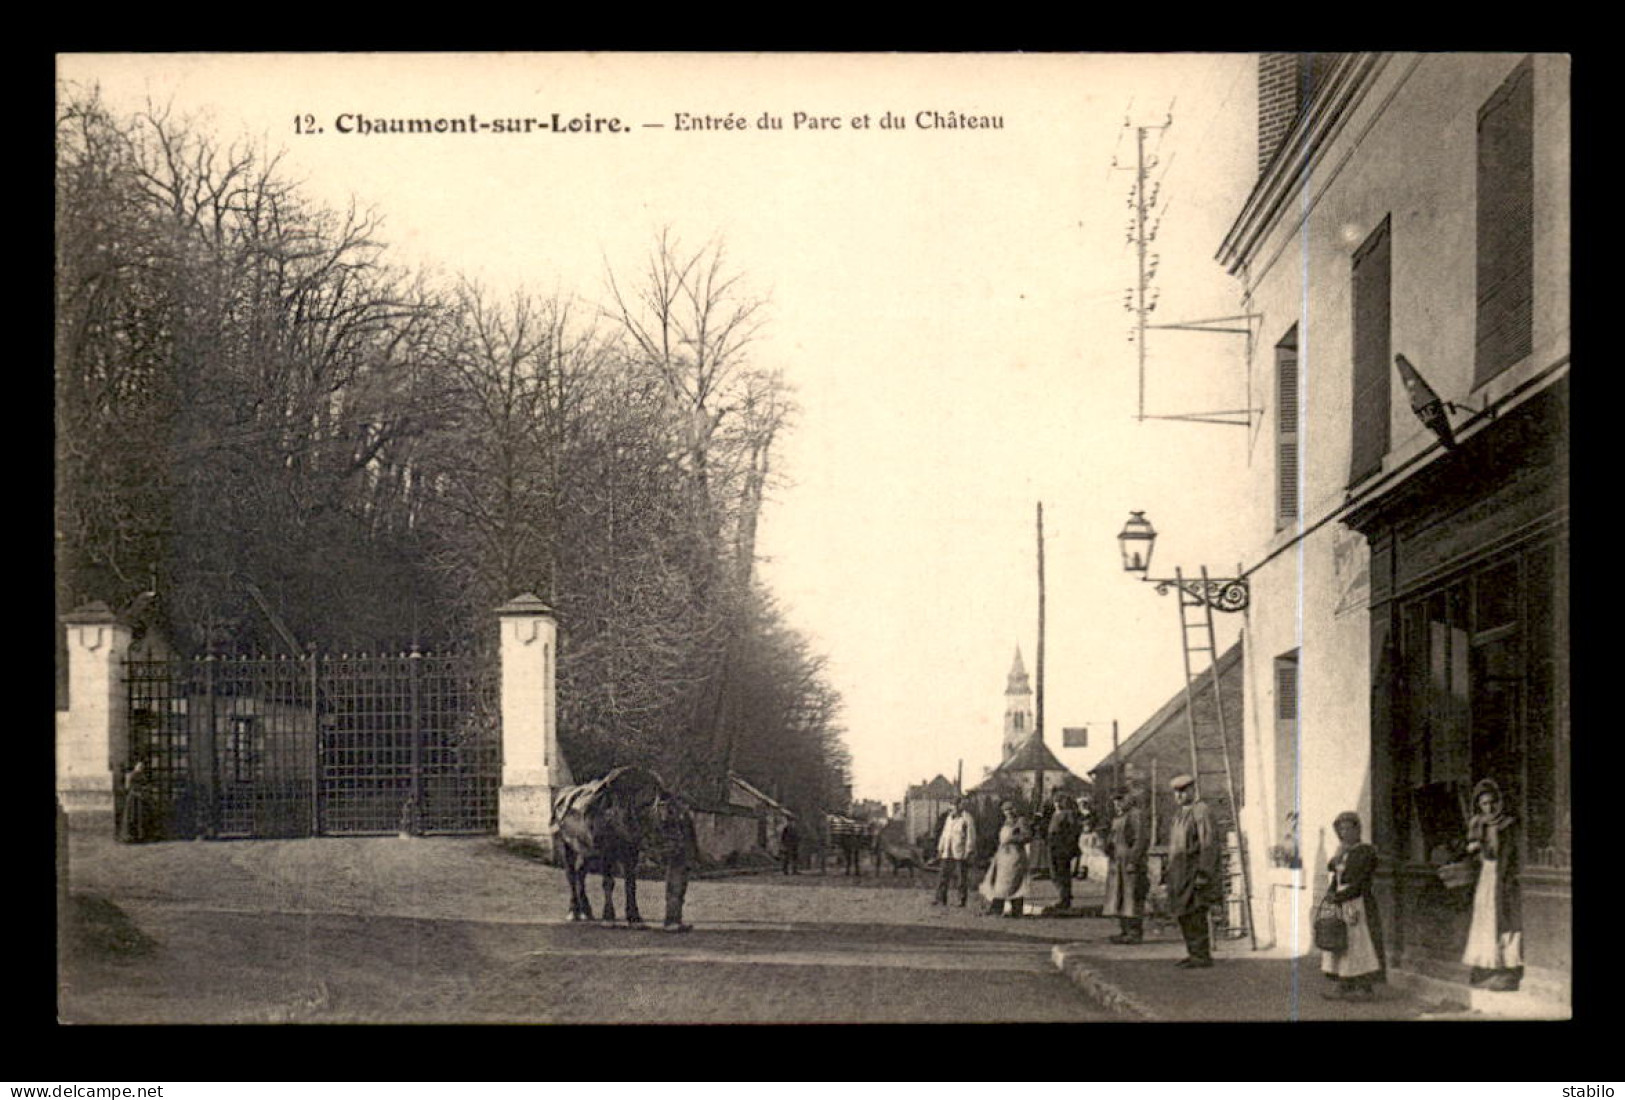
[55,86,849,809]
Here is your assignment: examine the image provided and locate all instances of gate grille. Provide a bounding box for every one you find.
[125,650,499,840]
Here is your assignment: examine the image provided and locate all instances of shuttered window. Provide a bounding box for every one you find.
[1349,216,1392,486]
[1273,651,1301,845]
[1275,327,1300,529]
[1476,56,1535,386]
[1275,654,1299,721]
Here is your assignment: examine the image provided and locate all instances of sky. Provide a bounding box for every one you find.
[58,52,1263,805]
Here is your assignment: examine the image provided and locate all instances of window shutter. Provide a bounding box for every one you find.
[1476,56,1535,386]
[1349,217,1392,486]
[1276,331,1300,527]
[1275,658,1299,722]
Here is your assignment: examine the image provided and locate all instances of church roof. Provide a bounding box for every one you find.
[1006,646,1031,694]
[993,732,1073,777]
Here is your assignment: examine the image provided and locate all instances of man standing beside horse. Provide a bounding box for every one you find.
[655,793,697,933]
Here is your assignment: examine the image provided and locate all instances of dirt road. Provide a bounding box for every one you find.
[59,832,1109,1023]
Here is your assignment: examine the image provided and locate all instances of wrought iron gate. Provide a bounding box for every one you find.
[125,650,499,840]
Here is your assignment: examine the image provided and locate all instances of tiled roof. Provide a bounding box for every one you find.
[905,775,959,800]
[728,771,790,812]
[993,733,1074,777]
[1089,639,1244,776]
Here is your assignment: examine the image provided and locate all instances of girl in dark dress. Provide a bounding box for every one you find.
[1320,811,1386,1000]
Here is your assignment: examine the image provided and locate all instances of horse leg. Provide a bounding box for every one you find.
[578,851,595,921]
[565,846,590,921]
[624,850,644,925]
[600,859,617,923]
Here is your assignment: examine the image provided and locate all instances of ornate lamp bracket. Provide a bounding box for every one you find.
[1147,575,1250,613]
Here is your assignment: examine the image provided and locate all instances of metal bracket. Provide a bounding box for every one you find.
[1146,575,1250,612]
[1138,314,1263,428]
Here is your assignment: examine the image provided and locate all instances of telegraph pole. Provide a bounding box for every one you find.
[1036,501,1045,744]
[1134,123,1150,421]
[1113,108,1256,427]
[1113,114,1170,422]
[1035,502,1046,807]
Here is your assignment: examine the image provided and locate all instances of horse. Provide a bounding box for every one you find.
[828,814,869,877]
[551,765,671,926]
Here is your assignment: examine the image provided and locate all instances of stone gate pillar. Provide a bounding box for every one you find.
[57,602,132,831]
[497,594,560,850]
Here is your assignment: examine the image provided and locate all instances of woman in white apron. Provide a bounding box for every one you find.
[980,801,1032,917]
[1320,811,1386,1000]
[1462,777,1523,992]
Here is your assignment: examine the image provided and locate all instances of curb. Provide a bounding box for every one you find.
[1050,944,1162,1021]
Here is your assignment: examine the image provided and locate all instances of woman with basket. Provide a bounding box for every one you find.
[1317,811,1386,1001]
[1462,777,1523,992]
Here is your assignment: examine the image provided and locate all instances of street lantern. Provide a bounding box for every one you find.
[1116,510,1248,612]
[1117,510,1157,575]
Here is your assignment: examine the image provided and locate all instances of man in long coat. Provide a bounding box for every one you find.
[1045,791,1084,911]
[1165,774,1222,968]
[1103,788,1151,942]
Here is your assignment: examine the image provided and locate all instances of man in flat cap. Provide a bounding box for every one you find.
[1165,774,1222,968]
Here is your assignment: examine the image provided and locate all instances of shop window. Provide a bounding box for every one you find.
[1394,539,1567,868]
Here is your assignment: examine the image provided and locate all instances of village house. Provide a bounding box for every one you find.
[1214,53,1568,1010]
[725,771,797,857]
[903,774,960,847]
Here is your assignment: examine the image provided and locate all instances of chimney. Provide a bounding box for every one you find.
[1257,53,1304,174]
[1257,53,1347,176]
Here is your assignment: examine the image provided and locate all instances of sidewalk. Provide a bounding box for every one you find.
[1049,920,1569,1022]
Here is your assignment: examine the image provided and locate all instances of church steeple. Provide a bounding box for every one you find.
[1003,645,1035,760]
[1006,646,1031,694]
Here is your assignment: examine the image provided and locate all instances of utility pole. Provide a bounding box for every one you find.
[1134,123,1151,420]
[1112,718,1121,795]
[1113,108,1256,427]
[1036,501,1045,744]
[1114,115,1170,422]
[1035,502,1046,808]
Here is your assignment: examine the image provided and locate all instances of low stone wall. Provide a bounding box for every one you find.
[692,806,763,865]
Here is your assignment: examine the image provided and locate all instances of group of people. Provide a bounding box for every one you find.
[929,791,1085,917]
[1097,773,1223,968]
[1315,776,1523,1000]
[926,771,1525,1001]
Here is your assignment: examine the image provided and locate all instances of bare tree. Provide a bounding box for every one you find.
[56,90,852,805]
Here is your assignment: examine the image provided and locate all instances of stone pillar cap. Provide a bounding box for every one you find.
[496,593,556,617]
[61,601,123,626]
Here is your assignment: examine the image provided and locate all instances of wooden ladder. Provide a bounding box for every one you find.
[1173,566,1257,949]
